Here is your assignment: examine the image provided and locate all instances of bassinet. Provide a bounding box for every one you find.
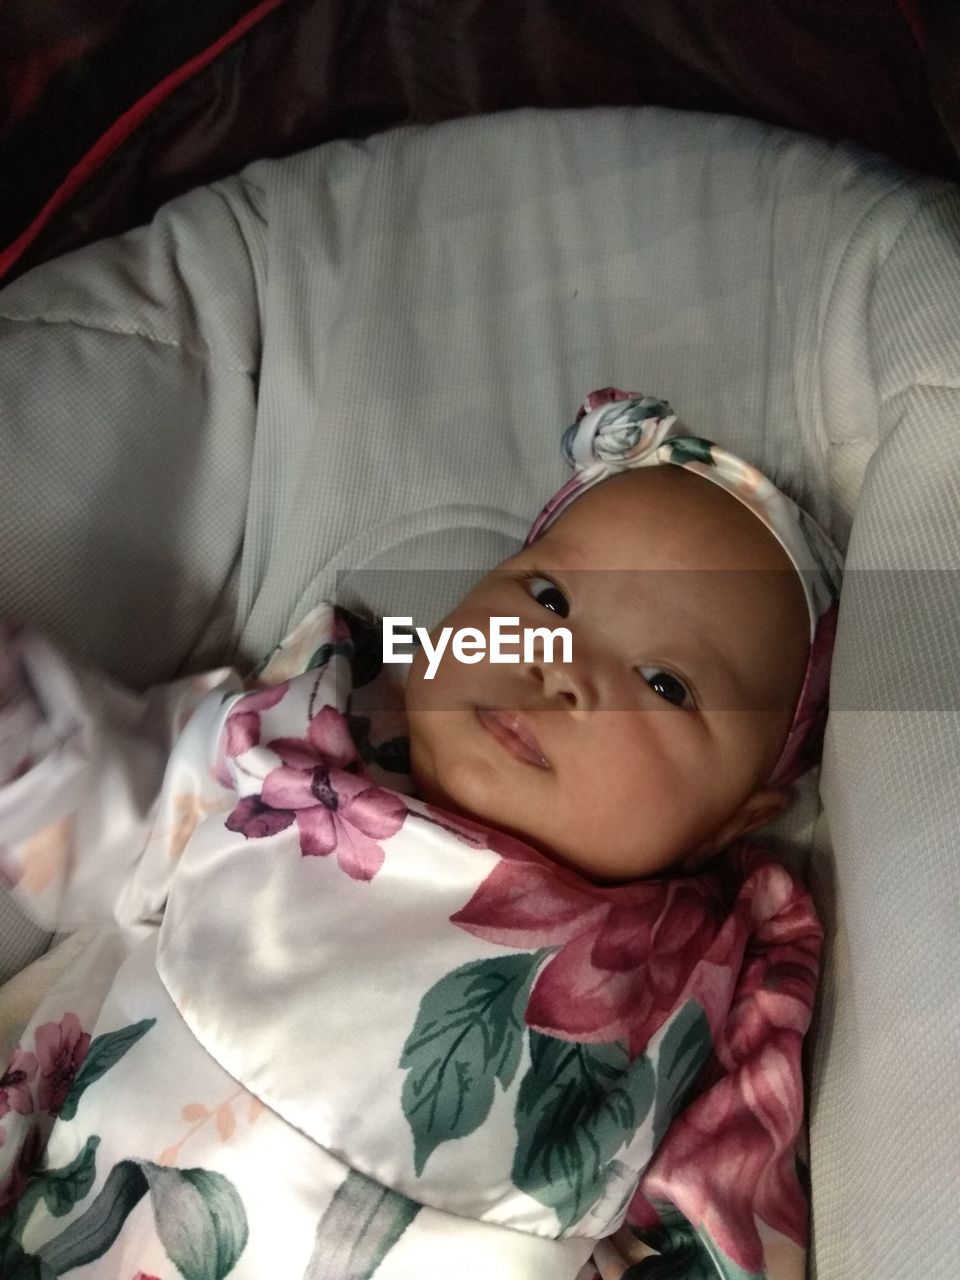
[1,5,958,1278]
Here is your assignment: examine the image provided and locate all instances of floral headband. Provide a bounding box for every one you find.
[526,388,844,788]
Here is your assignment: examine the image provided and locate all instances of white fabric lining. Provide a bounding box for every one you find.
[1,106,958,1277]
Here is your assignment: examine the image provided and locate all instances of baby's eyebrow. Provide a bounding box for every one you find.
[524,535,583,565]
[631,584,769,708]
[694,642,753,708]
[629,599,754,706]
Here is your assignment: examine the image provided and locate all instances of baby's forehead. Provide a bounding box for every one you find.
[533,468,795,576]
[521,475,809,680]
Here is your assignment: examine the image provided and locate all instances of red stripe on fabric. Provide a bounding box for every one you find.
[0,0,290,279]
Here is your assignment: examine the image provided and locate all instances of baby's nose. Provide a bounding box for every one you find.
[527,654,596,710]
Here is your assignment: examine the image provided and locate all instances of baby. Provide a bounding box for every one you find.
[0,390,841,1280]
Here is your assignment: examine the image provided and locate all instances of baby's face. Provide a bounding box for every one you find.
[405,468,810,882]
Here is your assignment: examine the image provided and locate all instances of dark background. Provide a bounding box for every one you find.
[0,0,957,281]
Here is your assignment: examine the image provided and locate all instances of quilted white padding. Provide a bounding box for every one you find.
[1,107,958,1276]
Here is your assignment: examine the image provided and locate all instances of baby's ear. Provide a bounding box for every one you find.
[680,789,789,872]
[737,788,791,836]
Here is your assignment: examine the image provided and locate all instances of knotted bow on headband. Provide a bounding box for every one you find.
[526,388,844,789]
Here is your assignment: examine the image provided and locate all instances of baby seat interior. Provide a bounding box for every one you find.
[1,96,959,1280]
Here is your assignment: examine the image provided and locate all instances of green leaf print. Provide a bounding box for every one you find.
[0,1210,12,1262]
[632,1205,763,1279]
[306,642,334,671]
[7,1137,101,1244]
[302,1168,421,1280]
[650,1002,713,1148]
[371,735,410,774]
[1,1206,55,1280]
[34,1159,249,1279]
[142,1164,249,1280]
[59,1018,156,1121]
[665,437,715,467]
[400,952,542,1174]
[307,640,354,673]
[0,1239,57,1280]
[512,1033,655,1231]
[6,1012,247,1280]
[38,1136,101,1218]
[37,1159,150,1274]
[342,611,383,688]
[346,716,411,775]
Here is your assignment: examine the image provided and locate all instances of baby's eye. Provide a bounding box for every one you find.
[637,666,693,709]
[525,575,570,618]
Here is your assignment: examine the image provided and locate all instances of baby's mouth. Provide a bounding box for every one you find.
[475,708,550,769]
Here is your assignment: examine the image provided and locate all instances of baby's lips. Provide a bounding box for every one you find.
[476,707,551,769]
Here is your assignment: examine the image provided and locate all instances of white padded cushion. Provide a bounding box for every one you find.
[1,107,959,1277]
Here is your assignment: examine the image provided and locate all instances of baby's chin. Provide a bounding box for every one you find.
[411,775,675,885]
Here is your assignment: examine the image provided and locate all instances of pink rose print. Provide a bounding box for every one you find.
[628,852,822,1269]
[451,842,726,1056]
[226,705,407,881]
[0,1045,38,1119]
[633,1036,808,1269]
[34,1012,91,1115]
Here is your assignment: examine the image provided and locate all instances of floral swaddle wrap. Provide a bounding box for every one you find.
[0,602,821,1280]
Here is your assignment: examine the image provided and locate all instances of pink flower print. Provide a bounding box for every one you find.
[132,1273,161,1280]
[705,848,822,1062]
[421,802,544,863]
[635,1036,808,1270]
[225,684,289,756]
[452,854,724,1056]
[629,851,822,1269]
[226,705,407,880]
[265,701,359,774]
[34,1013,91,1115]
[214,683,289,785]
[0,1046,37,1119]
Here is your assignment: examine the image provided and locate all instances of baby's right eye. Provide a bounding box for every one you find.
[525,574,570,618]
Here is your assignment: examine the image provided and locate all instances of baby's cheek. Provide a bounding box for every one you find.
[570,726,649,794]
[420,731,505,820]
[408,650,469,712]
